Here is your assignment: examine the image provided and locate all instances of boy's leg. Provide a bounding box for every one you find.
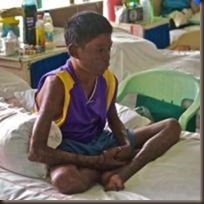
[104,118,181,191]
[50,164,100,194]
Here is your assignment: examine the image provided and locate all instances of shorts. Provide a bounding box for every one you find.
[57,129,136,156]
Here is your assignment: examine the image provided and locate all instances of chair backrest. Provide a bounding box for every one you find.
[117,68,200,131]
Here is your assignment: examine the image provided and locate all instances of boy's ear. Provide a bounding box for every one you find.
[68,44,79,58]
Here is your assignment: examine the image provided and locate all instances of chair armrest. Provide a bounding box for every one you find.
[179,94,200,130]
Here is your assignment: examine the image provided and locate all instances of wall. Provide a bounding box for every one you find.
[49,1,103,27]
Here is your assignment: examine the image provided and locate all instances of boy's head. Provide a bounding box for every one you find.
[64,11,113,48]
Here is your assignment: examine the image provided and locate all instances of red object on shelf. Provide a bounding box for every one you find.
[107,0,122,21]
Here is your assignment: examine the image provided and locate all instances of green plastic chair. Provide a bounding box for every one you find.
[117,68,200,131]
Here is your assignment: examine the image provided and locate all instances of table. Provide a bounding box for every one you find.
[111,17,170,49]
[0,47,68,88]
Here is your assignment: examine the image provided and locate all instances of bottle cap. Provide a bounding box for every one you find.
[0,17,19,25]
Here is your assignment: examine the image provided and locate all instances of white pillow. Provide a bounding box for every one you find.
[0,101,62,179]
[0,68,31,99]
[14,89,36,111]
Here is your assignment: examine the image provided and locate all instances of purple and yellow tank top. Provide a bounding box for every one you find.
[34,60,118,143]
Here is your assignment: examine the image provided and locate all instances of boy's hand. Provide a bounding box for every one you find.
[115,144,135,161]
[96,147,128,170]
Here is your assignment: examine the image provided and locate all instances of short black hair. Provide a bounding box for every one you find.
[64,11,113,47]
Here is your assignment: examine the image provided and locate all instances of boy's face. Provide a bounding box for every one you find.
[76,33,112,76]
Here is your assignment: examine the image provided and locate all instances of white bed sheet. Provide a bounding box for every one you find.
[110,32,200,82]
[0,131,201,201]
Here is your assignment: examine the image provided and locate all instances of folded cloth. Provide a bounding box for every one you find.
[169,8,192,27]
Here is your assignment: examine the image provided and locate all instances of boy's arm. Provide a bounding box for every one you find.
[28,75,100,168]
[28,76,125,170]
[107,104,135,160]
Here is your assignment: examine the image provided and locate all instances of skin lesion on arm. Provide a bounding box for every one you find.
[28,76,66,163]
[108,105,129,146]
[107,105,135,161]
[28,76,102,169]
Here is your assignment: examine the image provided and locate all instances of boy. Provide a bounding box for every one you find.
[28,11,181,194]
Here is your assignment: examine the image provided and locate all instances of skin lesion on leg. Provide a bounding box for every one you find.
[49,119,181,194]
[100,149,140,191]
[50,164,100,194]
[102,119,181,192]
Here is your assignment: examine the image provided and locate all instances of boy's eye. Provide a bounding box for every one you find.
[98,46,112,53]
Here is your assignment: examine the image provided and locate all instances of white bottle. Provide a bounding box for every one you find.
[140,0,154,23]
[43,11,55,49]
[3,30,18,56]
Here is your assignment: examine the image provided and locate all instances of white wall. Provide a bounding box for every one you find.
[0,0,22,9]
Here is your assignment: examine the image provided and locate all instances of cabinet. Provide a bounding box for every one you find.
[0,47,68,88]
[111,17,170,49]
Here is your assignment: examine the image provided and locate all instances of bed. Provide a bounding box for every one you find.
[169,26,200,50]
[110,31,200,81]
[168,11,200,50]
[0,132,201,200]
[0,55,201,200]
[151,0,200,50]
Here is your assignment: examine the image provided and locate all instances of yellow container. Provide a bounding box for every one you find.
[0,17,20,37]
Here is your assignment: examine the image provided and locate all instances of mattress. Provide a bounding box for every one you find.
[0,131,200,200]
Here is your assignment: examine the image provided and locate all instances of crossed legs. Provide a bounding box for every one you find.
[103,118,181,191]
[50,118,181,194]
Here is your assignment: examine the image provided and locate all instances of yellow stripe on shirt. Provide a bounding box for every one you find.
[54,70,75,127]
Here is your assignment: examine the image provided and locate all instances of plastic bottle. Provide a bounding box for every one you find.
[22,0,37,45]
[35,13,45,50]
[2,30,18,56]
[43,11,55,49]
[140,0,154,22]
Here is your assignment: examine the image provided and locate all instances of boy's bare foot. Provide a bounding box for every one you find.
[101,171,124,191]
[104,174,124,191]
